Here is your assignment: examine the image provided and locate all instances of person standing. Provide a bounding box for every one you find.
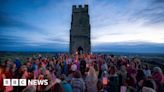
[71,70,86,92]
[85,66,98,92]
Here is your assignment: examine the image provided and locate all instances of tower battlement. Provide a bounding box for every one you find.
[72,5,88,13]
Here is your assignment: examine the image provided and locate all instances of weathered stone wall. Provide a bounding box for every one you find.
[70,5,91,54]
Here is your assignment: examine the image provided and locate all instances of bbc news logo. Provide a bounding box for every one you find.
[3,79,48,86]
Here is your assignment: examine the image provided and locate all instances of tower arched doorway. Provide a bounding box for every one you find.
[77,46,83,54]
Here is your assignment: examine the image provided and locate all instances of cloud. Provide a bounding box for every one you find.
[0,0,164,52]
[89,0,164,45]
[0,33,68,51]
[0,11,46,33]
[129,0,164,25]
[92,42,164,53]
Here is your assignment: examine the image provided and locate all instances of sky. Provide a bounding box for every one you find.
[0,0,164,53]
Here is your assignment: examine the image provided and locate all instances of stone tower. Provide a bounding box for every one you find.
[70,5,91,54]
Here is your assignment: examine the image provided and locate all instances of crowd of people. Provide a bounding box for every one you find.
[0,53,163,92]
